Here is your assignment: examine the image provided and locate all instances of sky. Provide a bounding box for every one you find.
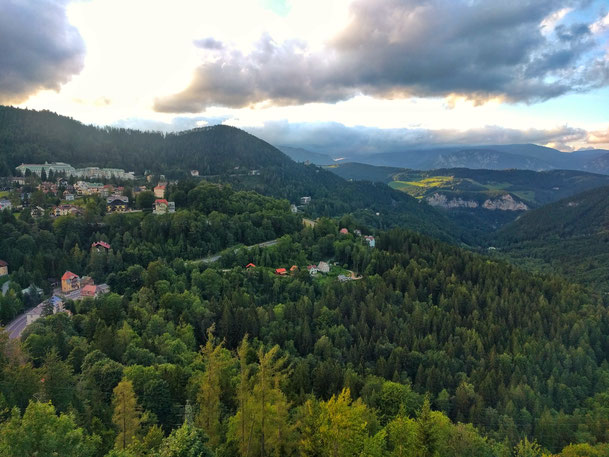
[1,0,608,154]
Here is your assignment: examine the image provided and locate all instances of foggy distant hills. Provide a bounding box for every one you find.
[281,143,609,173]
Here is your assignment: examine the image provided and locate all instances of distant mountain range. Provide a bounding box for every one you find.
[282,143,609,173]
[326,162,609,235]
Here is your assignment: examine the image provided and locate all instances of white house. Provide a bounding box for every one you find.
[317,261,330,273]
[0,199,12,211]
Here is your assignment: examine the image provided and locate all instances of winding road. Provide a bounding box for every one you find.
[4,312,28,339]
[196,239,278,264]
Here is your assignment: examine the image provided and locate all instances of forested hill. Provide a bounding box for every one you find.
[0,106,291,176]
[0,106,462,242]
[3,199,609,455]
[498,185,609,242]
[493,185,609,291]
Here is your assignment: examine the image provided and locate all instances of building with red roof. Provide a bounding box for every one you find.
[154,184,166,199]
[246,263,256,268]
[92,241,111,250]
[153,199,176,215]
[61,271,80,293]
[81,284,98,298]
[0,260,7,277]
[275,268,287,275]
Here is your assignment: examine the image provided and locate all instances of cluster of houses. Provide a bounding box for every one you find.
[339,227,376,248]
[306,261,330,276]
[16,162,135,180]
[152,183,176,215]
[60,270,109,299]
[26,295,69,325]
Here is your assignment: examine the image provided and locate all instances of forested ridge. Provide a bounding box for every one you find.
[1,179,609,455]
[494,185,609,292]
[0,105,461,242]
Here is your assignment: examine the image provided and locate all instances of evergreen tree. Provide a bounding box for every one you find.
[112,380,141,450]
[195,327,232,447]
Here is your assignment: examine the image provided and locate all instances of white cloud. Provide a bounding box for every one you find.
[540,7,572,36]
[591,11,609,34]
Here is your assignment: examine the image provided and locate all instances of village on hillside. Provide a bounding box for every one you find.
[0,162,178,217]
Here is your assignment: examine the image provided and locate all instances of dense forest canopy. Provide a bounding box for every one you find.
[3,106,609,456]
[1,180,609,455]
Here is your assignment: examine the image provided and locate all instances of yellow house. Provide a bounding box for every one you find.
[61,271,80,293]
[0,260,7,277]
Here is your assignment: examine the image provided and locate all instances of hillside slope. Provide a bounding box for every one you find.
[0,106,461,242]
[494,185,609,291]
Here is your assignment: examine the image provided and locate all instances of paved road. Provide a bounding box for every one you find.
[197,239,278,264]
[1,280,11,296]
[4,312,28,339]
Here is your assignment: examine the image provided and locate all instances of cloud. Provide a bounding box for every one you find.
[112,115,229,133]
[193,37,225,50]
[587,127,609,145]
[0,0,85,104]
[243,120,589,155]
[154,0,609,113]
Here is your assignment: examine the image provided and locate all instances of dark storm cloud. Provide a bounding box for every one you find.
[0,0,85,104]
[154,0,609,112]
[246,121,588,155]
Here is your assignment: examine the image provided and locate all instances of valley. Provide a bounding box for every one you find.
[1,106,609,457]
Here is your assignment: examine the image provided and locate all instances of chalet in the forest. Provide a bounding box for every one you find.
[154,184,166,199]
[246,263,256,268]
[81,284,98,298]
[153,199,175,215]
[317,261,330,273]
[106,195,129,213]
[275,268,287,275]
[340,228,349,235]
[92,241,111,251]
[30,206,45,218]
[290,265,299,273]
[52,205,82,217]
[307,265,318,275]
[0,199,12,211]
[61,271,80,293]
[0,260,8,277]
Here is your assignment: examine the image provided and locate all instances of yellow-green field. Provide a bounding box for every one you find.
[389,176,454,195]
[0,191,8,198]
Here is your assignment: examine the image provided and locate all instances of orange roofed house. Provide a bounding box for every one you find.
[275,268,287,275]
[154,184,166,199]
[81,284,98,298]
[61,271,80,293]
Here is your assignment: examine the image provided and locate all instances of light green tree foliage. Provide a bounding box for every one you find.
[299,388,381,457]
[386,415,418,457]
[514,437,543,457]
[229,342,293,457]
[0,401,98,457]
[156,423,214,457]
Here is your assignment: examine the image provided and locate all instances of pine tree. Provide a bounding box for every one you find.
[196,326,231,447]
[229,340,293,457]
[112,380,141,450]
[416,396,437,457]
